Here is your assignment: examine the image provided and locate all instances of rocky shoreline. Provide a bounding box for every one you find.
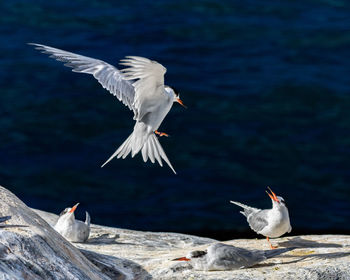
[1,185,349,279]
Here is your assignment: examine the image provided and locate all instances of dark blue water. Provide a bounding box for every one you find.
[1,0,350,239]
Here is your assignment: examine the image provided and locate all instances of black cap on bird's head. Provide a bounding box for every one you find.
[171,86,180,97]
[59,203,80,216]
[172,250,207,261]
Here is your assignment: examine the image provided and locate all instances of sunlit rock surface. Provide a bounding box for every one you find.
[1,186,350,279]
[0,186,131,279]
[35,203,350,280]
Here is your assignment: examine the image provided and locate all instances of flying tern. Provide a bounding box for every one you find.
[230,187,292,249]
[54,203,90,243]
[173,243,295,271]
[29,43,186,174]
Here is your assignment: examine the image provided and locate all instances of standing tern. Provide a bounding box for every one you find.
[29,43,186,174]
[230,187,292,249]
[54,203,91,243]
[173,243,295,271]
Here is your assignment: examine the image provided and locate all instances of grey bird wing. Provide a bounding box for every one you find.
[209,243,266,270]
[230,201,260,218]
[76,220,90,243]
[247,209,269,233]
[119,56,167,121]
[29,43,136,112]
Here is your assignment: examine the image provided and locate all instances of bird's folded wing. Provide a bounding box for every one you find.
[211,243,264,267]
[29,43,136,111]
[247,210,269,232]
[120,56,167,120]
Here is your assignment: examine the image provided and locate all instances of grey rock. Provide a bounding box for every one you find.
[35,206,350,280]
[1,185,350,280]
[0,186,128,280]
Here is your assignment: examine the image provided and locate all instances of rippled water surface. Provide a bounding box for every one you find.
[0,0,350,238]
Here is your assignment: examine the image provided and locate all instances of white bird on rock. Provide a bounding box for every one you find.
[230,187,292,249]
[29,43,186,174]
[173,243,295,271]
[54,203,90,243]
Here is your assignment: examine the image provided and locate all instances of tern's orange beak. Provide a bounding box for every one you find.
[266,187,279,203]
[172,257,191,261]
[69,203,80,213]
[176,97,187,109]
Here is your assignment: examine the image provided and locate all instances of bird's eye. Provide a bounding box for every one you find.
[59,208,69,216]
[191,250,207,258]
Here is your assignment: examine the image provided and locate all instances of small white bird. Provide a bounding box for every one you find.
[173,243,295,271]
[29,43,186,174]
[54,203,91,243]
[230,187,292,249]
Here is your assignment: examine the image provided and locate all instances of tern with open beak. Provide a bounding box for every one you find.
[29,43,186,174]
[54,203,91,243]
[230,187,292,249]
[173,243,295,271]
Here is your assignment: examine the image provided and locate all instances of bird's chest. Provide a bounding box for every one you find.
[141,95,172,129]
[264,209,290,237]
[55,219,74,235]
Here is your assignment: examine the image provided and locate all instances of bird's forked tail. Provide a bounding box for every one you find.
[101,122,176,174]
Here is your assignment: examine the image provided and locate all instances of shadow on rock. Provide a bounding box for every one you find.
[255,249,350,268]
[81,249,152,280]
[0,216,28,228]
[278,237,343,248]
[0,216,11,223]
[0,225,28,228]
[87,233,137,246]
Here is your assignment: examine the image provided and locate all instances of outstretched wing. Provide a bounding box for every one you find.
[29,43,136,112]
[119,56,167,121]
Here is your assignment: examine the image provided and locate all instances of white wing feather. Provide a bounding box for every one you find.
[29,43,136,111]
[120,56,167,121]
[31,43,176,173]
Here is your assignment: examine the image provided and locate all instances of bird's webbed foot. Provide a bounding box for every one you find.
[155,130,169,137]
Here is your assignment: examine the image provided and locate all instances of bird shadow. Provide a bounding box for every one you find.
[0,225,29,228]
[87,233,120,244]
[86,233,137,246]
[277,237,343,249]
[253,237,350,269]
[0,216,29,228]
[0,216,12,223]
[255,251,350,268]
[80,248,152,279]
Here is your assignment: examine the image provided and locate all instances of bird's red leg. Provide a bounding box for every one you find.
[155,130,169,137]
[267,237,278,249]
